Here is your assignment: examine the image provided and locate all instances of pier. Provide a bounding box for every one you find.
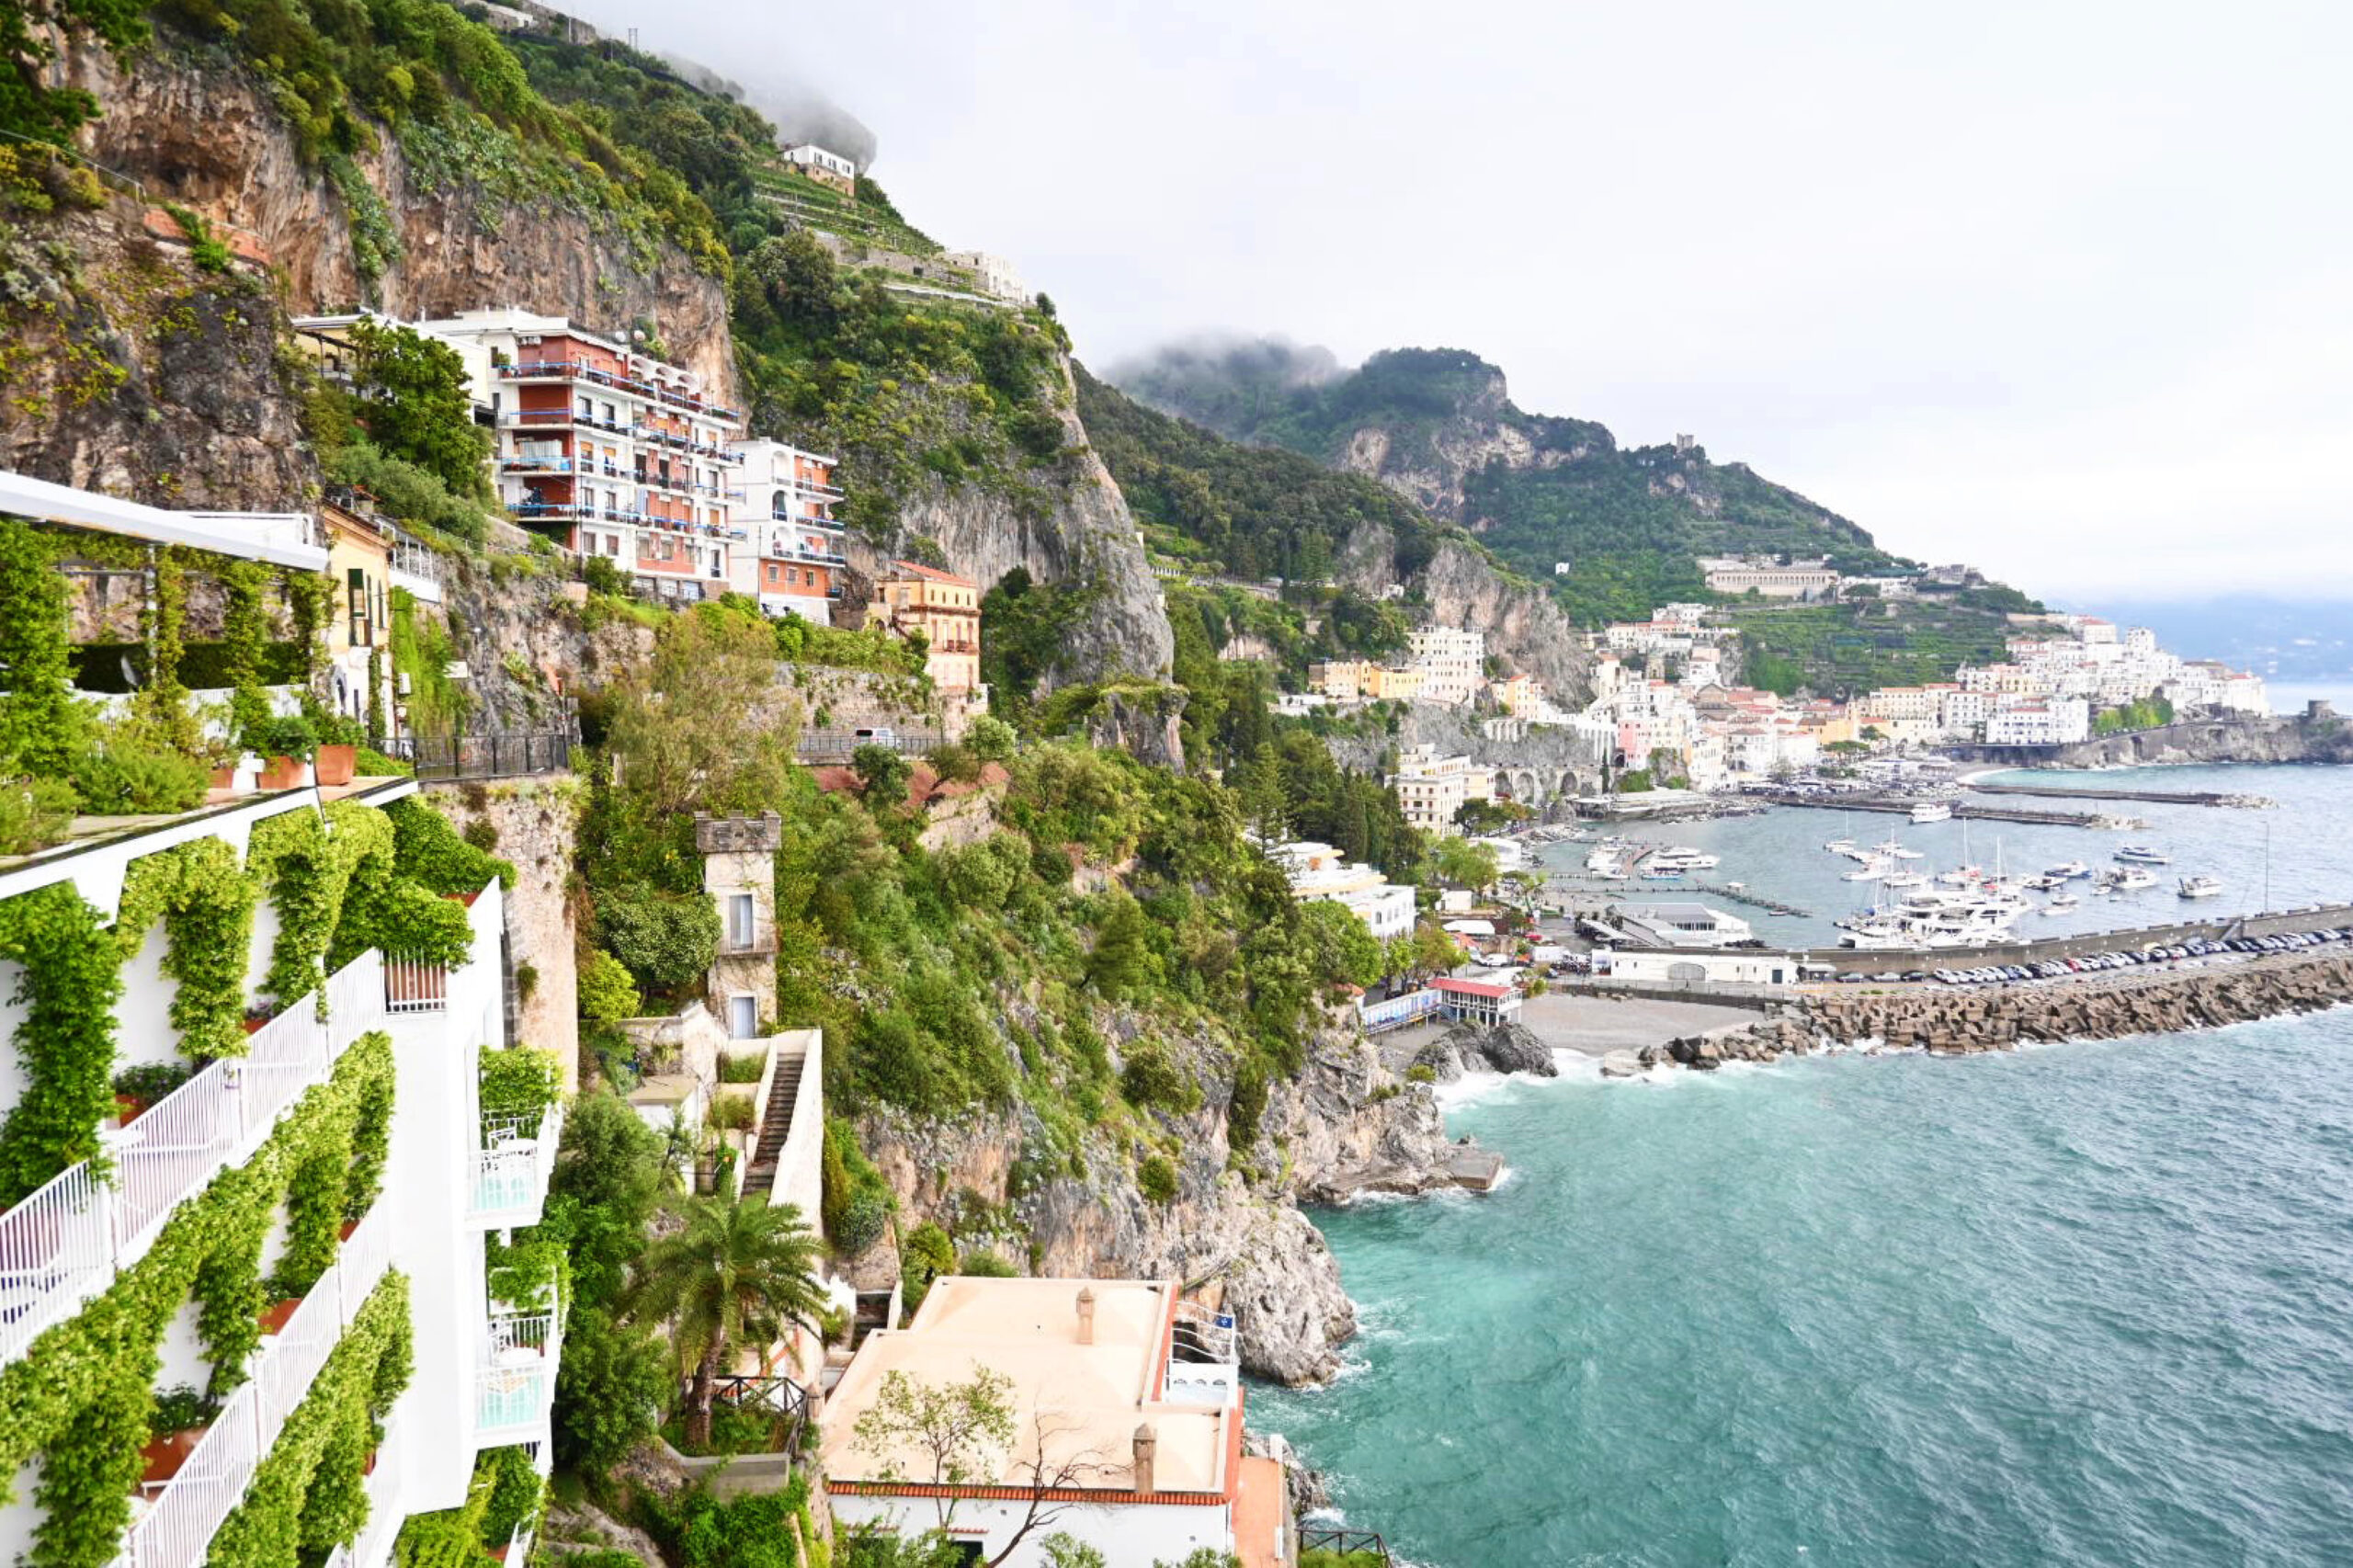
[1678,881,1813,918]
[1751,791,2111,828]
[1966,782,2273,809]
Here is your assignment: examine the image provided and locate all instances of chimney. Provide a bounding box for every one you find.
[1074,1286,1096,1346]
[1131,1422,1157,1496]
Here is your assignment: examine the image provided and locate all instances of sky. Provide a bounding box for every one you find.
[566,0,2353,602]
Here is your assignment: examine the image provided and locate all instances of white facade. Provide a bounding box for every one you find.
[1611,901,1756,949]
[1698,555,1839,599]
[1599,948,1802,985]
[781,142,858,183]
[732,437,846,621]
[942,250,1029,303]
[0,787,558,1568]
[1387,745,1496,835]
[1984,697,2092,745]
[1268,841,1418,939]
[1406,627,1486,705]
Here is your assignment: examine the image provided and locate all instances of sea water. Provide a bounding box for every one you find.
[1256,766,2353,1566]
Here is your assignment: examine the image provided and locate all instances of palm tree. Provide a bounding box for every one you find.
[620,1195,829,1448]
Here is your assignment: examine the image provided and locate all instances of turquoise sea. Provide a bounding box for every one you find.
[1256,766,2353,1567]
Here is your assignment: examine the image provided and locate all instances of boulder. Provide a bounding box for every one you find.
[1598,1050,1643,1078]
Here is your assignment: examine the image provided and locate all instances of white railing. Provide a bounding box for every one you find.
[0,950,389,1369]
[118,1210,392,1568]
[382,955,449,1013]
[476,1306,561,1437]
[470,1101,563,1225]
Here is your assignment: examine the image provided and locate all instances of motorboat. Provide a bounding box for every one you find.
[2047,892,2080,912]
[2022,874,2064,892]
[1824,837,1856,855]
[1647,847,1720,871]
[2177,875,2223,899]
[1883,871,1928,889]
[2042,860,2090,881]
[2108,868,2160,892]
[2114,845,2170,865]
[1872,837,1926,860]
[1910,801,1953,824]
[1842,859,1888,882]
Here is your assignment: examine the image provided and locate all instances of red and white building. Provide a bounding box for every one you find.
[416,310,743,600]
[731,438,847,622]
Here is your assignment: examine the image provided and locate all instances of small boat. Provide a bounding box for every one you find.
[1824,838,1855,855]
[2177,875,2223,899]
[2111,868,2159,892]
[2043,860,2090,881]
[1640,869,1686,880]
[2047,892,2080,912]
[1873,838,1926,861]
[1843,860,1888,882]
[1884,871,1928,889]
[2114,845,2170,865]
[2022,874,2064,892]
[1910,801,1953,824]
[1647,847,1720,871]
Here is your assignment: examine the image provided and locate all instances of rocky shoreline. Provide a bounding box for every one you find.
[1619,950,2353,1072]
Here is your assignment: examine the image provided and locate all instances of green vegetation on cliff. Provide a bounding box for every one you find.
[1725,599,2051,699]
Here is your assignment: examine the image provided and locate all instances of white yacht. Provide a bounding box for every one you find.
[2108,868,2160,892]
[2047,892,2081,912]
[1883,870,1928,889]
[1647,847,1721,872]
[2114,845,2170,865]
[1842,858,1889,882]
[1872,836,1926,860]
[1837,888,2026,949]
[2043,860,2091,881]
[1910,801,1953,824]
[2177,875,2223,900]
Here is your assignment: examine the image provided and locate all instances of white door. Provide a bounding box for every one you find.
[728,994,756,1039]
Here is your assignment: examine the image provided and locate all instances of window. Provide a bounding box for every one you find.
[729,893,755,949]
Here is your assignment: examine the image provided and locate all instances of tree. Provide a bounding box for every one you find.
[619,1197,829,1448]
[607,604,801,821]
[551,1306,670,1471]
[1432,836,1500,895]
[848,1366,1017,1528]
[1296,900,1383,990]
[1411,916,1461,981]
[1085,892,1161,997]
[348,320,490,496]
[965,713,1017,763]
[852,744,913,809]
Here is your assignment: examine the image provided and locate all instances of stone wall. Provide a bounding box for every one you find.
[424,778,583,1088]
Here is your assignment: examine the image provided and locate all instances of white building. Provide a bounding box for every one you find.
[941,250,1029,303]
[1698,555,1840,600]
[1610,901,1756,949]
[1406,626,1486,705]
[1598,948,1803,986]
[1268,841,1418,939]
[1984,697,2092,745]
[822,1278,1281,1568]
[1387,745,1496,835]
[781,142,858,193]
[732,437,846,622]
[0,785,560,1568]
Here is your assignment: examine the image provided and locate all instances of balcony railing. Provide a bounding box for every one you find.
[385,729,578,783]
[471,1102,563,1227]
[477,1303,561,1438]
[0,952,389,1369]
[116,1209,393,1568]
[383,955,449,1014]
[1298,1529,1392,1563]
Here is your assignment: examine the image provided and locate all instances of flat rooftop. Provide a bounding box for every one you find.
[820,1277,1233,1497]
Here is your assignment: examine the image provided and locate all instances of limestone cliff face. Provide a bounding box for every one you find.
[853,1009,1458,1386]
[1324,702,1607,816]
[858,359,1176,691]
[1337,526,1592,704]
[2040,711,2353,768]
[66,36,735,394]
[1333,359,1556,521]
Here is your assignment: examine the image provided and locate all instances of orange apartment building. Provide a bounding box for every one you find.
[415,310,742,600]
[867,559,983,696]
[733,437,847,623]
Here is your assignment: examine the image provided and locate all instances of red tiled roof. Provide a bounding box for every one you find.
[1435,977,1512,999]
[889,558,978,587]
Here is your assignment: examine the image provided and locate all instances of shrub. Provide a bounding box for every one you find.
[1405,1062,1437,1084]
[460,816,499,852]
[964,713,1016,763]
[551,1307,670,1472]
[479,1045,563,1115]
[1135,1153,1179,1204]
[72,737,210,814]
[1119,1044,1189,1112]
[899,1221,957,1313]
[597,884,722,996]
[244,712,320,760]
[705,1091,755,1132]
[581,555,630,597]
[959,1250,1018,1278]
[718,1051,766,1084]
[387,796,516,893]
[0,768,76,855]
[576,948,641,1022]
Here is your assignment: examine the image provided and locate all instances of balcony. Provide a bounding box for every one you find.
[476,1301,561,1441]
[0,952,390,1369]
[469,1102,562,1228]
[115,1209,393,1568]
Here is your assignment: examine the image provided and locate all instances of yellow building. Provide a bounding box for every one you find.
[320,501,392,730]
[1363,665,1423,702]
[867,559,982,696]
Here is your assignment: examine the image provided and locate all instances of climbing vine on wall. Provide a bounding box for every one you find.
[221,559,274,738]
[115,837,259,1057]
[0,884,124,1205]
[0,517,83,777]
[137,546,198,755]
[248,801,393,1017]
[0,1029,397,1568]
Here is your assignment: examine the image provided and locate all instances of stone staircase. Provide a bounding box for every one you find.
[742,1047,804,1198]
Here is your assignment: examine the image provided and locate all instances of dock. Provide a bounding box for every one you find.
[1752,791,2110,828]
[1966,783,2273,809]
[1680,881,1812,918]
[1445,1144,1507,1191]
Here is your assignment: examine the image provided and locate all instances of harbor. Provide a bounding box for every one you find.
[1748,790,2131,829]
[1965,782,2274,809]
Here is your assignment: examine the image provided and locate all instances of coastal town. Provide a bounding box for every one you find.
[0,5,2343,1568]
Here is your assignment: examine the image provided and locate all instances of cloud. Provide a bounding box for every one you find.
[560,0,2353,600]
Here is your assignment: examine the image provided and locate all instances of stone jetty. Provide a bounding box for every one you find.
[1637,951,2353,1070]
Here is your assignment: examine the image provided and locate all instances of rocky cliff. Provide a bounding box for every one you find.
[852,1006,1475,1385]
[1337,527,1593,702]
[1323,699,1606,816]
[856,360,1175,688]
[66,33,735,394]
[2032,710,2353,769]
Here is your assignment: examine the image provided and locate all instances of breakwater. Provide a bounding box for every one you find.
[1750,791,2111,828]
[1632,951,2353,1070]
[1968,782,2272,808]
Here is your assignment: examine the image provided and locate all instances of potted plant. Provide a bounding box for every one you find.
[112,1062,194,1127]
[243,1001,275,1037]
[313,715,361,787]
[245,715,318,790]
[139,1385,221,1486]
[258,1294,304,1335]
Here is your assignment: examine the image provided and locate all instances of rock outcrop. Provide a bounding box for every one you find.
[1336,529,1592,704]
[2026,710,2353,769]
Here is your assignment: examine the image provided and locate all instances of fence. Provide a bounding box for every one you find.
[389,730,576,782]
[478,1306,560,1434]
[1298,1528,1391,1562]
[702,1372,813,1457]
[794,729,942,762]
[0,951,389,1368]
[1357,988,1444,1033]
[120,1209,392,1568]
[471,1102,563,1223]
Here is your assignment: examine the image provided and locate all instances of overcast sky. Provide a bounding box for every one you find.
[572,0,2351,602]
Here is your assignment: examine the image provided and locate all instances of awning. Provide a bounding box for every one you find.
[0,469,327,570]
